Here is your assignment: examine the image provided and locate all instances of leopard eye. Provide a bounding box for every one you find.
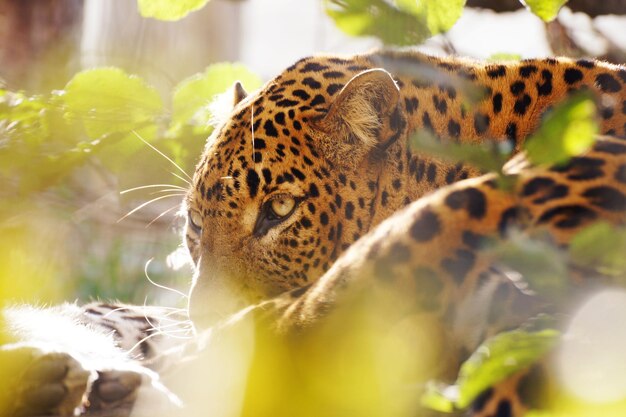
[253,194,301,237]
[188,210,203,235]
[270,196,296,218]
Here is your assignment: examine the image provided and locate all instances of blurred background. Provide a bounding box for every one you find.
[0,0,624,307]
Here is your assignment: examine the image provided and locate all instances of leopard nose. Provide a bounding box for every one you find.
[189,285,243,329]
[188,261,245,329]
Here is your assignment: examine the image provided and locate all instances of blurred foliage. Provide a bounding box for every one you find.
[237,289,442,417]
[411,130,512,173]
[137,0,211,21]
[524,92,598,167]
[569,222,626,278]
[489,231,569,297]
[412,91,599,183]
[323,0,571,44]
[0,219,70,305]
[0,62,260,305]
[523,0,569,22]
[423,329,560,411]
[170,64,261,138]
[411,91,624,414]
[64,68,163,139]
[324,0,465,45]
[134,0,573,39]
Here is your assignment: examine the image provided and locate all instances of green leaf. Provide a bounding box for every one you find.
[324,0,465,46]
[64,68,163,139]
[524,93,598,167]
[395,0,465,34]
[410,129,511,173]
[137,0,209,21]
[421,381,457,412]
[96,125,158,173]
[0,91,50,146]
[569,223,626,278]
[457,329,559,407]
[422,0,465,34]
[0,87,94,193]
[423,329,560,411]
[169,63,261,136]
[522,0,569,22]
[489,231,568,297]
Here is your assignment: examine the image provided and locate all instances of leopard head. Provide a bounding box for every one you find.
[184,60,408,327]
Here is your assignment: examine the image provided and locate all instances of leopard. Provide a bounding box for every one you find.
[183,50,625,326]
[1,50,625,417]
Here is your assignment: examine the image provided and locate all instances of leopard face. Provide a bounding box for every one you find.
[184,64,407,324]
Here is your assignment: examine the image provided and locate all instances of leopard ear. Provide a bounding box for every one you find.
[208,82,249,129]
[314,69,400,156]
[233,81,248,106]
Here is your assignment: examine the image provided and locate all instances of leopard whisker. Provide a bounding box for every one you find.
[143,258,189,299]
[146,204,182,228]
[170,171,192,186]
[120,184,187,194]
[140,308,192,334]
[127,330,193,357]
[150,321,194,332]
[137,298,193,338]
[139,309,193,336]
[149,189,188,195]
[117,194,185,223]
[138,296,189,321]
[131,130,193,182]
[160,308,190,318]
[140,306,187,312]
[153,330,194,339]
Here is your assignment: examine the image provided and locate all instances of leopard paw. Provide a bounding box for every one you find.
[0,344,93,417]
[87,367,182,417]
[87,369,142,415]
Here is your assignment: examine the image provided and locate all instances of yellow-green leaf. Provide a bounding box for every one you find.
[411,129,511,173]
[421,382,457,412]
[64,68,162,139]
[422,329,559,411]
[522,0,569,22]
[137,0,209,21]
[457,329,559,407]
[569,223,626,277]
[489,231,569,297]
[524,93,598,167]
[422,0,465,34]
[324,0,465,46]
